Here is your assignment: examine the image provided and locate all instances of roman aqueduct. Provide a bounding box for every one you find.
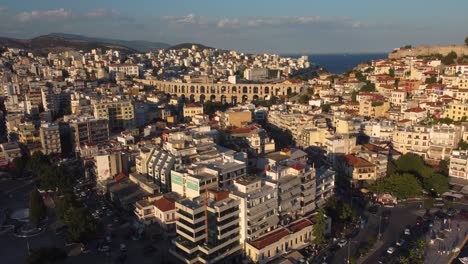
[137,79,307,103]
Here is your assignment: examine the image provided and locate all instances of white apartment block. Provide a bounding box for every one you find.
[449,150,468,181]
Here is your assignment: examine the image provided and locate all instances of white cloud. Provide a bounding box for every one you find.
[162,14,364,30]
[217,18,240,28]
[16,8,72,22]
[162,13,200,24]
[86,9,121,18]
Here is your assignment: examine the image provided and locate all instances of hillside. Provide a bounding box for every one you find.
[167,43,213,51]
[389,45,468,59]
[0,35,137,55]
[48,33,171,52]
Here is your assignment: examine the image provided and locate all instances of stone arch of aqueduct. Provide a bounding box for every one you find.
[138,79,307,104]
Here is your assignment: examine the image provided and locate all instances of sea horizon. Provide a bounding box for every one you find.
[284,53,389,74]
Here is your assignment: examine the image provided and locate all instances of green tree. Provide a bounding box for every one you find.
[458,139,468,150]
[321,104,331,113]
[425,77,437,84]
[423,173,449,195]
[11,157,28,178]
[360,81,376,92]
[64,207,97,242]
[312,208,327,245]
[395,153,435,178]
[351,91,358,102]
[369,173,423,199]
[298,94,311,104]
[389,68,395,77]
[339,203,355,222]
[29,189,46,226]
[442,51,458,65]
[439,159,449,175]
[465,36,468,46]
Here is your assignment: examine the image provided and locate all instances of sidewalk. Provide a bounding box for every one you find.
[425,219,468,264]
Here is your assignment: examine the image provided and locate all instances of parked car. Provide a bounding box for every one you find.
[416,216,423,226]
[434,210,448,220]
[98,245,110,252]
[404,228,411,236]
[387,246,396,254]
[337,239,348,248]
[396,239,406,247]
[120,243,127,252]
[447,208,458,217]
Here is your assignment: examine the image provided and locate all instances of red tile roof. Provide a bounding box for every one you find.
[249,228,290,250]
[249,218,315,250]
[404,107,425,113]
[290,163,305,171]
[115,172,127,182]
[288,218,313,232]
[344,155,375,168]
[154,197,175,212]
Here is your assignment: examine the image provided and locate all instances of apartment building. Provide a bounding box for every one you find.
[93,99,135,131]
[230,177,279,246]
[449,150,468,182]
[39,123,61,154]
[171,189,241,264]
[94,151,129,187]
[171,167,219,199]
[298,127,332,148]
[183,103,204,121]
[135,195,178,230]
[342,154,377,185]
[443,102,468,121]
[315,168,335,207]
[325,134,358,167]
[67,117,109,152]
[264,151,316,224]
[427,124,462,160]
[392,125,430,157]
[245,217,315,264]
[109,63,139,78]
[17,122,40,147]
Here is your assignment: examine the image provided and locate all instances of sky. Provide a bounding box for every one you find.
[0,0,467,54]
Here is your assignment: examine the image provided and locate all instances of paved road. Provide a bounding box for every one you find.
[328,202,421,264]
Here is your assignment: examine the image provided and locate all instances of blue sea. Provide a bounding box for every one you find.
[285,53,388,74]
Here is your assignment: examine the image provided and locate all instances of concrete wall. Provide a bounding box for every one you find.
[389,45,468,59]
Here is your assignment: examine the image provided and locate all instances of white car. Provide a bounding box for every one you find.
[404,228,411,235]
[337,239,348,248]
[387,246,396,254]
[396,239,406,247]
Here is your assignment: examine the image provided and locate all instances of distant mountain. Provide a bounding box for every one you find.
[48,33,171,52]
[167,43,214,51]
[0,34,137,55]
